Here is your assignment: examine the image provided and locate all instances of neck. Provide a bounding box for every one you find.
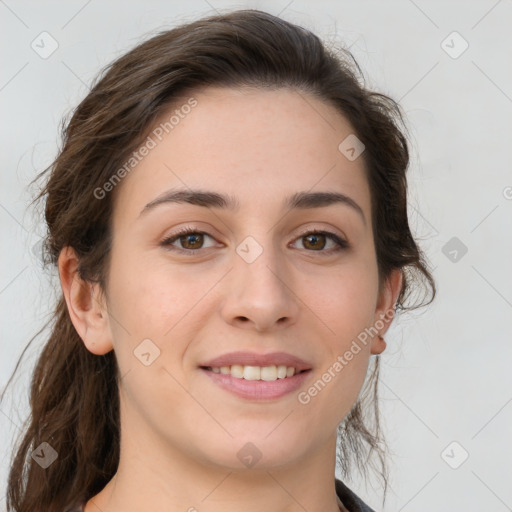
[85,415,343,512]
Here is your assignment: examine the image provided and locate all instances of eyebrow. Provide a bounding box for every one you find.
[139,188,366,225]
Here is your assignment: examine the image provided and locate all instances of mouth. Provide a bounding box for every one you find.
[199,364,310,381]
[199,351,313,401]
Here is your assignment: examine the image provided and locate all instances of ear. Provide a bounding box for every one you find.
[58,246,113,355]
[370,268,403,355]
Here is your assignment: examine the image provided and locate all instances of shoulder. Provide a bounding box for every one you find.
[335,479,377,512]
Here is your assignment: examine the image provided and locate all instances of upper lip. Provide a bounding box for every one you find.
[200,351,312,372]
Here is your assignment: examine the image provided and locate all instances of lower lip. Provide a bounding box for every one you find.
[200,368,311,401]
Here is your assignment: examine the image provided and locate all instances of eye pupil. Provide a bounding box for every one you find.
[182,233,203,249]
[304,233,325,250]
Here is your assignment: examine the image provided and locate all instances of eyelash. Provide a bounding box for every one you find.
[160,226,349,256]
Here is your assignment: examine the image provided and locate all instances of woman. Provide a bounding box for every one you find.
[3,9,435,512]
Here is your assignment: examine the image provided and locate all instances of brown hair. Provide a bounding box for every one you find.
[2,9,435,511]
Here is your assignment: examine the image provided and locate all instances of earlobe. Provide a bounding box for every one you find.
[58,246,113,355]
[370,268,403,355]
[370,335,387,355]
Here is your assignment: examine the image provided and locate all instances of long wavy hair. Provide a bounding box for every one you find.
[2,9,435,512]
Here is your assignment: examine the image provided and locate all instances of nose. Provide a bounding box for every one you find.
[219,241,300,332]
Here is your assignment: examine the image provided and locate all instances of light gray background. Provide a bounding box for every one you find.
[1,1,511,511]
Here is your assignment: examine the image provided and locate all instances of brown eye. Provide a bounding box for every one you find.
[292,230,349,253]
[161,228,216,254]
[178,232,204,250]
[302,233,327,250]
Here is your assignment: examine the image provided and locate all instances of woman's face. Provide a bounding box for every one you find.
[79,86,399,471]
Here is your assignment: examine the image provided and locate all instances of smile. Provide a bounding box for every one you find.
[200,366,312,401]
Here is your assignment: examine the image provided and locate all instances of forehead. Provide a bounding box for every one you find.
[112,86,371,225]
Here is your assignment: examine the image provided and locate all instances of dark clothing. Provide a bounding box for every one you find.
[66,479,376,512]
[335,479,376,511]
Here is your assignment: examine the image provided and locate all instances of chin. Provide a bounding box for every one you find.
[201,435,303,472]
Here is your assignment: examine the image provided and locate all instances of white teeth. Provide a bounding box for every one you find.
[260,365,277,381]
[208,364,299,380]
[276,365,287,379]
[231,365,244,378]
[243,366,260,380]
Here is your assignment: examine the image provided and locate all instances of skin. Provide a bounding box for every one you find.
[59,86,402,512]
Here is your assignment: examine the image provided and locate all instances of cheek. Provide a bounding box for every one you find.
[301,258,379,407]
[310,260,379,341]
[106,250,221,381]
[107,250,205,334]
[105,255,208,414]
